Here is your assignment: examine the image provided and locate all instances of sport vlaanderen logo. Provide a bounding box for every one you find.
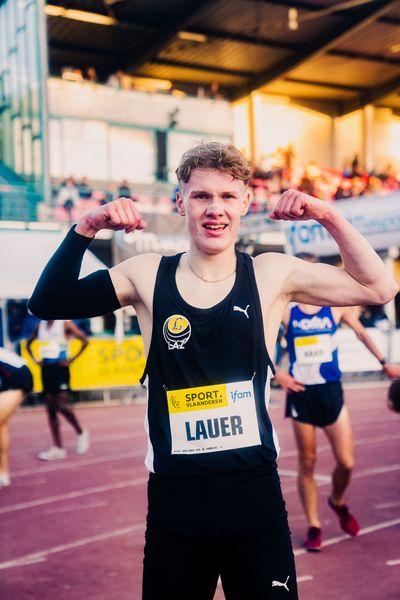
[163,315,192,350]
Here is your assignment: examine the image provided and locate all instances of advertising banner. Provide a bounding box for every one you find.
[282,194,400,256]
[21,337,146,392]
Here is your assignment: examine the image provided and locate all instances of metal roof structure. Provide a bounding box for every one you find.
[46,0,400,115]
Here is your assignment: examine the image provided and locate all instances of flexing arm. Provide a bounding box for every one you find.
[28,199,146,320]
[269,190,398,307]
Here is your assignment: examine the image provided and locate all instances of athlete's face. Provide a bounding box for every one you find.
[176,169,250,255]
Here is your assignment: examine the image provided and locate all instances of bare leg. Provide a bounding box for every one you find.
[292,420,320,528]
[0,390,24,476]
[323,405,354,505]
[46,393,63,448]
[57,392,82,435]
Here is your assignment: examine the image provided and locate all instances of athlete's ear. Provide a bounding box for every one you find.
[241,190,251,216]
[176,190,186,216]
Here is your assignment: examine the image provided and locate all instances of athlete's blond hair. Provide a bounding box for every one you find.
[176,141,251,186]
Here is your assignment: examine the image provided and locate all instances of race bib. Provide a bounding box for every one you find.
[166,379,261,454]
[294,334,332,365]
[40,342,61,360]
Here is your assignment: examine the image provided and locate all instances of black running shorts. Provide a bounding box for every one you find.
[41,363,70,394]
[285,380,344,427]
[143,463,298,599]
[0,365,33,393]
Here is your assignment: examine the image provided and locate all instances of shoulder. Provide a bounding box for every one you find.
[253,252,298,273]
[253,252,299,288]
[112,252,163,276]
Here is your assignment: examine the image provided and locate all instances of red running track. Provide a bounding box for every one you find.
[1,382,399,600]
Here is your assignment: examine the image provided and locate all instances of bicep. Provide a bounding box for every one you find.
[286,260,382,307]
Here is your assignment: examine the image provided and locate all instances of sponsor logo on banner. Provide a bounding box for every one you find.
[163,314,191,350]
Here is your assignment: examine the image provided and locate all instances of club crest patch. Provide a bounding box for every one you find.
[163,314,191,350]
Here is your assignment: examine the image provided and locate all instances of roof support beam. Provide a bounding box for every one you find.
[186,26,299,50]
[328,49,400,66]
[123,0,215,73]
[253,0,400,24]
[339,75,400,115]
[150,58,252,78]
[232,0,399,101]
[283,77,365,93]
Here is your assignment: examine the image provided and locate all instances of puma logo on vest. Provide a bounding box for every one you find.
[272,575,290,591]
[233,304,250,319]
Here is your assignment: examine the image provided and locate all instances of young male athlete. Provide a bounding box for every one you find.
[29,142,397,600]
[275,253,400,552]
[27,319,90,460]
[0,347,33,487]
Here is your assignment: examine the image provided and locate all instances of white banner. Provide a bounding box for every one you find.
[337,328,389,372]
[282,194,400,256]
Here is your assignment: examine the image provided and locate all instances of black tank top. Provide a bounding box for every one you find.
[141,251,279,476]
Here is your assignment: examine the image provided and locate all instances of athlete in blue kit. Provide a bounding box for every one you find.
[276,252,400,551]
[29,142,397,599]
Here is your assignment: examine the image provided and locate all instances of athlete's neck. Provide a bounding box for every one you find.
[185,247,237,283]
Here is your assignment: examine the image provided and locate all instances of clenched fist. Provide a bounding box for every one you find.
[269,189,333,222]
[76,197,147,237]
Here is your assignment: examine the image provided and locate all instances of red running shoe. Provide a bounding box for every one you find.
[328,497,360,536]
[304,526,322,552]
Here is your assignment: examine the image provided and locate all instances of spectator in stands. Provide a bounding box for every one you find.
[61,67,84,83]
[351,154,361,177]
[334,179,353,200]
[78,177,93,200]
[86,67,97,83]
[107,70,130,90]
[359,305,389,330]
[206,81,224,100]
[56,177,80,223]
[117,179,133,200]
[297,176,317,197]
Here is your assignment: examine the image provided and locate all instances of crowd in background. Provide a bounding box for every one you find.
[250,145,400,212]
[60,66,226,100]
[52,145,400,222]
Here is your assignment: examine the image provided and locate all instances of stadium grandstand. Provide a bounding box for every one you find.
[0,0,400,338]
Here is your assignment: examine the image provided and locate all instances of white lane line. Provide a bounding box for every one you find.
[0,523,145,571]
[352,464,400,479]
[14,478,48,487]
[297,575,313,583]
[0,477,147,515]
[375,502,400,509]
[294,517,400,557]
[386,559,400,566]
[44,501,108,515]
[281,463,400,491]
[10,431,146,456]
[342,381,388,390]
[279,469,330,482]
[10,420,146,440]
[280,434,400,459]
[10,450,146,478]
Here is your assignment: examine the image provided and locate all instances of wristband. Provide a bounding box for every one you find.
[379,358,386,366]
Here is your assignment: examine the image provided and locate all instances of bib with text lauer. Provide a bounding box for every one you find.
[166,379,261,454]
